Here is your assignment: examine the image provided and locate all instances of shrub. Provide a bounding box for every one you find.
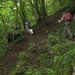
[18,51,28,61]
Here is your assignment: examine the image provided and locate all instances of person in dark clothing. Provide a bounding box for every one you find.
[25,21,33,35]
[25,21,31,29]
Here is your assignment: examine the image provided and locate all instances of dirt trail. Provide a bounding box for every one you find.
[0,32,47,75]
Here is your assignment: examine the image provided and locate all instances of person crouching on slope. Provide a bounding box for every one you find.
[25,20,33,35]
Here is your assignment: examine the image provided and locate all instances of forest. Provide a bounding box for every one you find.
[0,0,75,75]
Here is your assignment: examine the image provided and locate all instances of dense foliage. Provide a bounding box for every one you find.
[9,34,75,75]
[0,0,75,75]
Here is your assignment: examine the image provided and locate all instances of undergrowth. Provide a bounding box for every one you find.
[9,34,75,75]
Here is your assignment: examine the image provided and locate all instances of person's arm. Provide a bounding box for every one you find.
[59,17,64,22]
[58,15,64,22]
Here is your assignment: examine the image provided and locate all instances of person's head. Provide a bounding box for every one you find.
[63,11,67,15]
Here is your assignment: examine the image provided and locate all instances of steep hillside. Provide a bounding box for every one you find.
[33,11,63,35]
[0,12,62,75]
[0,33,47,75]
[0,11,75,75]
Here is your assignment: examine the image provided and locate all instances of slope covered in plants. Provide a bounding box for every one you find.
[0,10,75,75]
[0,0,75,75]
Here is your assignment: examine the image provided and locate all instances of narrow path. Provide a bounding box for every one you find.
[0,32,47,75]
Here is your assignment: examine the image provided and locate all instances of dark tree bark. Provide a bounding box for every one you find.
[29,0,47,23]
[58,0,63,5]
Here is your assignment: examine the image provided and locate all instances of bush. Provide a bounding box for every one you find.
[18,51,28,61]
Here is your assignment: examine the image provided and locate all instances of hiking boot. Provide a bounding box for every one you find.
[68,37,73,40]
[68,37,71,40]
[27,32,29,35]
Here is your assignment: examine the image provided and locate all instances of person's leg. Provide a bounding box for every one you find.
[64,22,69,38]
[64,26,67,38]
[65,22,73,39]
[25,25,29,33]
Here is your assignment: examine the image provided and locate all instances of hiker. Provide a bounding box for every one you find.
[58,11,73,40]
[25,20,33,35]
[25,20,31,33]
[25,20,31,29]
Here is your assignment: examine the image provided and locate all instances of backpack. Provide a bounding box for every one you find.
[28,22,31,26]
[65,13,72,21]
